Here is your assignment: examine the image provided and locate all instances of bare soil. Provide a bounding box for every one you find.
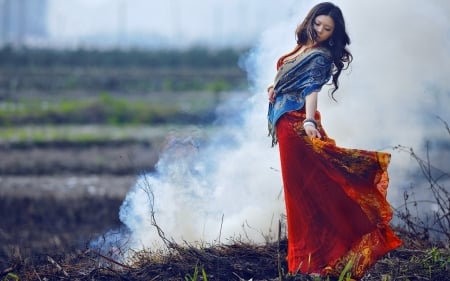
[0,142,156,268]
[0,141,159,175]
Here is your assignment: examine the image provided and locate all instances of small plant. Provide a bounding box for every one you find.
[3,273,19,281]
[338,259,354,281]
[424,247,449,270]
[185,264,208,281]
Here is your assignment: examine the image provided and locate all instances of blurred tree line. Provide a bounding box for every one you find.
[0,46,248,93]
[0,46,246,69]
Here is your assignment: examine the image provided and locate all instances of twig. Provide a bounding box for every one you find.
[46,255,69,277]
[218,213,224,244]
[232,272,247,280]
[139,173,174,248]
[436,115,450,135]
[32,267,42,281]
[1,267,14,276]
[393,143,450,240]
[92,250,135,270]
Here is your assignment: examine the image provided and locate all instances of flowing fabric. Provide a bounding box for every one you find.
[268,46,332,146]
[277,110,402,278]
[269,45,402,279]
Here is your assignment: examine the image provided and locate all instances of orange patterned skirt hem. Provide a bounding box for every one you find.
[276,109,402,279]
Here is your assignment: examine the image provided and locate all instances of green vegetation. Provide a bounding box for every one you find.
[0,92,221,126]
[0,46,248,92]
[2,273,19,281]
[0,124,178,144]
[0,46,246,69]
[337,260,353,281]
[0,67,244,93]
[185,265,208,281]
[0,47,247,130]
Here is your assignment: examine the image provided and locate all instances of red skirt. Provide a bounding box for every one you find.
[276,109,402,279]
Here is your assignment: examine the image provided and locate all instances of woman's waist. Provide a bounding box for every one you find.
[284,108,321,121]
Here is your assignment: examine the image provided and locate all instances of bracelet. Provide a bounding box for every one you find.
[303,121,316,129]
[267,84,274,92]
[303,118,317,128]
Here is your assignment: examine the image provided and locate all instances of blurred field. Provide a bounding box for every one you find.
[0,46,247,267]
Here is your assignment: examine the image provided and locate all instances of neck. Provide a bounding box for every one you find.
[305,39,315,48]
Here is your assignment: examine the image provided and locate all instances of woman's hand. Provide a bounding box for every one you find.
[268,86,275,103]
[304,125,322,139]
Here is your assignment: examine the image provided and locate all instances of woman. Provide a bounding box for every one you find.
[267,2,402,279]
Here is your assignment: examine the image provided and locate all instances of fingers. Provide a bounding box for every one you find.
[305,127,321,139]
[316,130,322,139]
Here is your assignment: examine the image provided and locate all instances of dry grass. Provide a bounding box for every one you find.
[1,229,448,281]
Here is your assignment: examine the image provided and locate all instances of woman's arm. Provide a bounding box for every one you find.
[304,91,322,139]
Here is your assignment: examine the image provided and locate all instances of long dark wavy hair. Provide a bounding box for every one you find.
[296,2,352,99]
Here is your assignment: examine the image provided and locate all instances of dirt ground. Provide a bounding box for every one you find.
[0,142,157,268]
[0,141,160,175]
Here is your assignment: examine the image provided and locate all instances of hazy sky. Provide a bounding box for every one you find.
[47,0,303,48]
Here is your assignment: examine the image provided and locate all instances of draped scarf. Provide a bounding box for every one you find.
[268,47,332,146]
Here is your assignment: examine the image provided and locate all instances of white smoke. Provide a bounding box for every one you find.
[318,0,450,216]
[94,0,450,255]
[112,95,285,253]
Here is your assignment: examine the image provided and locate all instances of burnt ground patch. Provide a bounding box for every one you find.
[0,194,123,266]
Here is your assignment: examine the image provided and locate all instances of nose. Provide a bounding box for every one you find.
[316,25,323,34]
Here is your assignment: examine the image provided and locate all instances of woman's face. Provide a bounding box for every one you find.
[313,15,335,43]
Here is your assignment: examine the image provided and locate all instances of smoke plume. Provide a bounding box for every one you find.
[93,0,450,256]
